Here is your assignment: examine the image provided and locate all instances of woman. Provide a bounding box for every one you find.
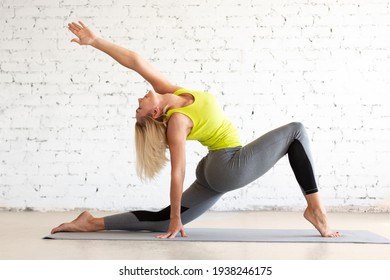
[51,21,340,239]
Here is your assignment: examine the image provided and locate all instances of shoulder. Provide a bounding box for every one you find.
[167,113,192,129]
[171,87,188,96]
[154,84,182,95]
[172,88,208,96]
[167,113,193,139]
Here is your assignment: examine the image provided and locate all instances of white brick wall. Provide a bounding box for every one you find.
[1,0,389,212]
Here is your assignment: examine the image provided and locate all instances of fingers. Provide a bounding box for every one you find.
[68,23,80,35]
[155,229,188,239]
[68,22,85,35]
[70,38,80,45]
[155,231,177,239]
[155,233,170,239]
[69,21,82,31]
[79,21,86,28]
[180,228,188,238]
[67,22,83,45]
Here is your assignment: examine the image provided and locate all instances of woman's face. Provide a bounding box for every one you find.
[135,90,159,123]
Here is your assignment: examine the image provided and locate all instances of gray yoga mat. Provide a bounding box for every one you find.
[44,228,390,244]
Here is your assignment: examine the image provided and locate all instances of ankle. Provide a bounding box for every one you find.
[305,204,327,216]
[90,217,105,231]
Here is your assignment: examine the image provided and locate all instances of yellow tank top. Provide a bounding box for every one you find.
[166,88,241,150]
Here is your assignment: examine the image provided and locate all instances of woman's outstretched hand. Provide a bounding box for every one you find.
[156,218,188,239]
[68,21,97,46]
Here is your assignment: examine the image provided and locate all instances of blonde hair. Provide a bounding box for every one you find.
[135,115,168,181]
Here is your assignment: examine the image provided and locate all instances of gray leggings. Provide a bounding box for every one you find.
[104,122,318,231]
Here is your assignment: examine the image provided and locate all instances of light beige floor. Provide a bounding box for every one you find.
[0,210,389,260]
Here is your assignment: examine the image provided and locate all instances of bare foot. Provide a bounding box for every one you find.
[51,211,104,234]
[304,207,341,237]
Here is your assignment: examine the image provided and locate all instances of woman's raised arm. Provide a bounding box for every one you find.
[68,21,180,94]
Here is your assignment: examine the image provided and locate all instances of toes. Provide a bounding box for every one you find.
[50,222,70,234]
[51,224,63,234]
[328,231,341,238]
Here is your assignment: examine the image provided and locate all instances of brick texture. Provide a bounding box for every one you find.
[1,0,389,212]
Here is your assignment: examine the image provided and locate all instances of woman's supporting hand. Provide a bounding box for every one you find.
[156,218,188,239]
[68,21,97,46]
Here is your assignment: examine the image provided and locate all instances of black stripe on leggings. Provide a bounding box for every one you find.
[287,139,318,195]
[132,206,189,222]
